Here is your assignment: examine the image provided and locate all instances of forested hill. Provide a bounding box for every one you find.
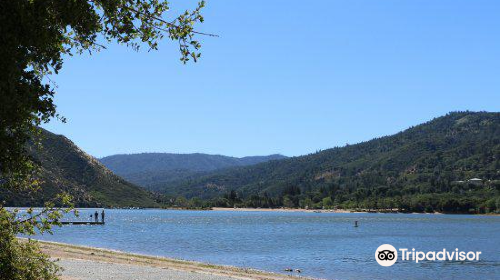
[0,129,158,208]
[161,112,500,214]
[99,153,286,189]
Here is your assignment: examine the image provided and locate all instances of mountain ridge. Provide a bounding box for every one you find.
[2,111,498,214]
[0,129,158,208]
[155,111,500,213]
[99,153,287,189]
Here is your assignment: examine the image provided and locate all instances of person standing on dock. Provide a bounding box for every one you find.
[94,211,98,223]
[101,210,105,223]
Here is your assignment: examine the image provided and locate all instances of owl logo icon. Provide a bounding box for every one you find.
[375,244,398,266]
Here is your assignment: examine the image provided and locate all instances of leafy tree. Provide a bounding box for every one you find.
[0,200,71,280]
[282,196,295,208]
[1,0,211,278]
[322,197,334,209]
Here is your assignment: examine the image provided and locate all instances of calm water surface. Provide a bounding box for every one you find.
[31,209,500,280]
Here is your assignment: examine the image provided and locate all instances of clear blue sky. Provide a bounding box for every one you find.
[43,0,500,158]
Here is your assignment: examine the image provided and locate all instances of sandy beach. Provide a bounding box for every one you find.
[38,240,310,280]
[211,207,365,213]
[209,207,458,215]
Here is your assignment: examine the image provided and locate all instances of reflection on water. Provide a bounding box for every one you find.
[29,209,500,280]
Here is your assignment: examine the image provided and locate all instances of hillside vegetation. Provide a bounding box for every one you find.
[0,129,158,208]
[99,153,286,190]
[159,112,500,214]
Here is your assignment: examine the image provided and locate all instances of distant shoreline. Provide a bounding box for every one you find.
[208,207,496,216]
[37,240,312,280]
[210,207,364,213]
[209,207,499,215]
[211,207,448,214]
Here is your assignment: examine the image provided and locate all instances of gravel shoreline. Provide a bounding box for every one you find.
[37,240,308,280]
[57,258,240,280]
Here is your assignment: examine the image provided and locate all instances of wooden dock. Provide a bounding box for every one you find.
[60,221,105,225]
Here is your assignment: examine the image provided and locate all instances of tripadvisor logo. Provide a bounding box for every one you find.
[375,244,398,266]
[375,244,482,267]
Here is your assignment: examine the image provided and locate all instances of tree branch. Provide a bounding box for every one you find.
[123,5,218,38]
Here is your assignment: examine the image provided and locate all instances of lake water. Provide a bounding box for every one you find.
[31,209,500,280]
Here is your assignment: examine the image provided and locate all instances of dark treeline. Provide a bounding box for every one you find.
[157,178,500,214]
